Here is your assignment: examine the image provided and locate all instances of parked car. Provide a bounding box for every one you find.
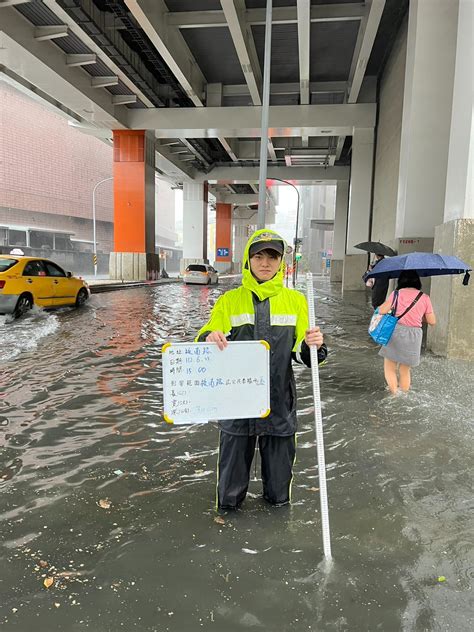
[0,255,90,318]
[183,264,219,285]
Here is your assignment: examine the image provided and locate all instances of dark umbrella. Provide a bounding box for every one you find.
[365,252,471,285]
[354,241,397,257]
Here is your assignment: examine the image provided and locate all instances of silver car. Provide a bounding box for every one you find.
[183,264,219,285]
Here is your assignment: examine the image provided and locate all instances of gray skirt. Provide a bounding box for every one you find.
[378,323,423,367]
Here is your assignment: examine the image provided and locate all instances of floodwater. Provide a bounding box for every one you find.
[0,278,472,632]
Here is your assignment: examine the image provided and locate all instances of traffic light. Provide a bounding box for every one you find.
[295,252,302,261]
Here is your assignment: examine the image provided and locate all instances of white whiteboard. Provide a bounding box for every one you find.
[162,341,270,425]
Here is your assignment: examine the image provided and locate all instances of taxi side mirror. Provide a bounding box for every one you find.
[66,271,72,278]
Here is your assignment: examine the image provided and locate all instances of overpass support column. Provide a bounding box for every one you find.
[215,203,232,273]
[330,181,349,283]
[394,0,463,251]
[110,130,159,281]
[233,216,250,273]
[182,183,208,273]
[342,128,374,291]
[427,0,474,360]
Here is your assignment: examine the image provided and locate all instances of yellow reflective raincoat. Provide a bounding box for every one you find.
[196,229,327,436]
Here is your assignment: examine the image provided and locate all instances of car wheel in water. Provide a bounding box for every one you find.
[76,288,88,307]
[14,294,33,319]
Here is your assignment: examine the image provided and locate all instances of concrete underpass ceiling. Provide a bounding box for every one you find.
[0,0,408,186]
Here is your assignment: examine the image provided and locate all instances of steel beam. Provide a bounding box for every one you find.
[168,4,365,28]
[34,25,68,41]
[179,138,211,168]
[197,165,349,184]
[0,7,126,127]
[223,81,347,98]
[91,76,119,88]
[335,135,346,161]
[66,54,96,67]
[222,194,259,204]
[267,139,278,162]
[220,0,262,106]
[0,0,32,6]
[348,0,385,103]
[297,0,311,105]
[335,1,385,160]
[124,0,205,107]
[0,66,83,123]
[111,94,137,105]
[154,141,196,181]
[126,104,376,138]
[41,0,153,107]
[219,137,239,162]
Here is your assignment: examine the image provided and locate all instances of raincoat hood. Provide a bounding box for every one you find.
[242,229,286,301]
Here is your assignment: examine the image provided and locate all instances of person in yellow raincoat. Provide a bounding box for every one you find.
[196,229,327,510]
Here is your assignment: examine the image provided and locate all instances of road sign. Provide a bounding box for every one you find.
[286,245,293,255]
[217,247,229,257]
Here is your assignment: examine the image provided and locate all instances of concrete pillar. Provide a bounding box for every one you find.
[232,218,248,273]
[443,0,473,226]
[427,220,473,360]
[182,182,208,273]
[395,0,460,239]
[215,202,232,273]
[343,128,374,290]
[109,130,159,281]
[427,0,474,359]
[331,181,349,282]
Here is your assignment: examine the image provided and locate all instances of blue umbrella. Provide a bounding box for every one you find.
[364,252,471,285]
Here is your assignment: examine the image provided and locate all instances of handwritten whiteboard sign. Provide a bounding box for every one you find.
[162,341,270,425]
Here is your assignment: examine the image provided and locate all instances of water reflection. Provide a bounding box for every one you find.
[0,279,472,631]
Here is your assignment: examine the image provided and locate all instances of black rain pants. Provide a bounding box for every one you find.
[217,431,296,509]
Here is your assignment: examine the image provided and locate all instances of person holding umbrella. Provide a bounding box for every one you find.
[364,252,471,393]
[365,255,390,309]
[356,242,397,309]
[377,270,436,393]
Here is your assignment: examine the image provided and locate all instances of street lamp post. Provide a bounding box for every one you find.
[92,177,113,277]
[267,178,300,286]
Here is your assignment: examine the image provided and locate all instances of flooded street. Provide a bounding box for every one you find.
[1,278,473,632]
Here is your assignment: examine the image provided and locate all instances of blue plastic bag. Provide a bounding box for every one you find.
[368,309,398,345]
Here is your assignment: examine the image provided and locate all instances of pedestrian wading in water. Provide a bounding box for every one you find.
[364,255,389,309]
[378,270,436,394]
[196,229,327,510]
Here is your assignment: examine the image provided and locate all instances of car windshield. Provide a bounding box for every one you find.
[186,265,207,272]
[0,258,19,273]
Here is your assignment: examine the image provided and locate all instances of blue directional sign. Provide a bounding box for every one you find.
[217,247,229,257]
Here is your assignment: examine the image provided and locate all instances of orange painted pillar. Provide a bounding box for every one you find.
[113,130,154,252]
[111,130,159,280]
[215,203,232,269]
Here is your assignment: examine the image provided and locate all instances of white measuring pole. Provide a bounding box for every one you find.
[257,0,272,229]
[306,272,332,560]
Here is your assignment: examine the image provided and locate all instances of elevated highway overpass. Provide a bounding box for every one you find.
[1,0,472,356]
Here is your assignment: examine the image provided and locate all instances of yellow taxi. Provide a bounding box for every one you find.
[0,255,90,318]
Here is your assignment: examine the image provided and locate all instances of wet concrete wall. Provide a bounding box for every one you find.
[371,16,408,247]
